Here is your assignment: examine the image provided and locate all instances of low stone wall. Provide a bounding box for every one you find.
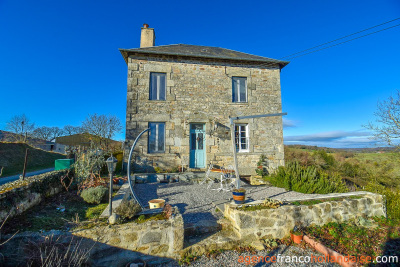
[73,207,184,259]
[0,170,67,221]
[224,192,386,242]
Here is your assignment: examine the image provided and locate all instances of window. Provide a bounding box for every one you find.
[148,122,165,153]
[150,73,166,100]
[232,77,247,102]
[235,124,249,152]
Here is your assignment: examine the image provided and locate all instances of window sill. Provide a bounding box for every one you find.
[229,102,249,105]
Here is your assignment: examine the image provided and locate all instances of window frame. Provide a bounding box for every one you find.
[148,122,165,153]
[149,72,166,101]
[235,123,249,152]
[232,76,248,103]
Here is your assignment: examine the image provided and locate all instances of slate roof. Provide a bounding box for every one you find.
[119,44,289,68]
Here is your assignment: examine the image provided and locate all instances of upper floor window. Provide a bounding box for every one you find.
[232,77,247,103]
[235,124,249,152]
[150,72,166,100]
[148,122,165,153]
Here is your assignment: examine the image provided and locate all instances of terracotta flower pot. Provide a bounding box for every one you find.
[291,232,303,244]
[232,191,246,204]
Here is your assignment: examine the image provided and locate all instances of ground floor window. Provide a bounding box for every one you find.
[235,124,249,152]
[148,122,165,153]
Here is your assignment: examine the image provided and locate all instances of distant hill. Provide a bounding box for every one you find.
[285,145,397,153]
[0,142,66,177]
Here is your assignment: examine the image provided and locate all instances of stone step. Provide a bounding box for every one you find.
[100,182,132,218]
[181,228,241,257]
[212,199,230,213]
[184,219,222,237]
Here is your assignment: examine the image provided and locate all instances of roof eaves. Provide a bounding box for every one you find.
[119,45,290,68]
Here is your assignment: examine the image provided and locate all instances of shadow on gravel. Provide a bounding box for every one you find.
[267,190,293,199]
[174,202,188,215]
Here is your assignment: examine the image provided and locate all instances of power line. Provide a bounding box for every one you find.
[226,17,400,74]
[280,17,400,60]
[283,23,400,61]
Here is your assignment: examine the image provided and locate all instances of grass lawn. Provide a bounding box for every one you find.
[0,142,66,177]
[1,190,108,235]
[355,152,400,177]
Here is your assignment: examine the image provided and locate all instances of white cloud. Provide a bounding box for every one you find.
[283,118,296,128]
[283,130,384,148]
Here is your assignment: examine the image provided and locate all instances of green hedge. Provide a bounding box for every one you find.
[365,183,400,222]
[264,161,348,194]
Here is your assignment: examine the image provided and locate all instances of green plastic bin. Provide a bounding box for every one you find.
[55,159,74,170]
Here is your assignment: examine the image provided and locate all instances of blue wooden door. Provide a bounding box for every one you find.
[189,123,205,168]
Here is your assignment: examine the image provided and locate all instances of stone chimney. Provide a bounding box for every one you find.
[140,24,155,48]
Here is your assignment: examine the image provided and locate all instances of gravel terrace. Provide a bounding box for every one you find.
[133,180,321,224]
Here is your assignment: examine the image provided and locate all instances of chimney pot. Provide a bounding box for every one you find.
[143,23,149,28]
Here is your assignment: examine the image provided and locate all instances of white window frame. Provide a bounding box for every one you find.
[149,72,166,100]
[235,124,249,152]
[148,122,165,153]
[232,77,247,103]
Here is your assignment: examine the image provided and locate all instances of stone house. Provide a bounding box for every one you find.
[120,24,289,175]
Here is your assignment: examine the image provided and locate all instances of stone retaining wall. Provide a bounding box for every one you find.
[73,207,184,259]
[224,192,386,242]
[0,170,67,221]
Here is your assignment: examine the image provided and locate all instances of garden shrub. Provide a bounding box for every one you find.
[80,186,108,204]
[312,150,336,169]
[365,183,400,222]
[340,161,361,178]
[265,161,348,194]
[115,199,141,220]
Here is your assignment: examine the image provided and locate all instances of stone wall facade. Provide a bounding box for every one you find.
[125,54,284,175]
[224,193,386,241]
[73,207,184,259]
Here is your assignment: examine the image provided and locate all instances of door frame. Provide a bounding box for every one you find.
[189,123,206,168]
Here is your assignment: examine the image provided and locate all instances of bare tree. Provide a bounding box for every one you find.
[6,114,35,143]
[32,126,53,141]
[365,90,400,149]
[49,127,64,142]
[63,125,83,136]
[81,114,122,151]
[32,126,64,141]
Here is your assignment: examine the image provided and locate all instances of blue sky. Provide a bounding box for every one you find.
[0,0,399,148]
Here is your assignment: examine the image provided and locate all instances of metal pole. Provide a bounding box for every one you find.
[109,160,113,217]
[230,119,240,189]
[22,148,29,180]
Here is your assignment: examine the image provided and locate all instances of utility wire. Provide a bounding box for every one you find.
[225,17,400,74]
[280,17,400,60]
[283,23,400,61]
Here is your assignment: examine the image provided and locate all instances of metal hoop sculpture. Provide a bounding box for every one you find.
[127,128,150,209]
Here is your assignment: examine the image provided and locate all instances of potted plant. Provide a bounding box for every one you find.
[290,225,304,244]
[178,165,184,173]
[232,188,246,204]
